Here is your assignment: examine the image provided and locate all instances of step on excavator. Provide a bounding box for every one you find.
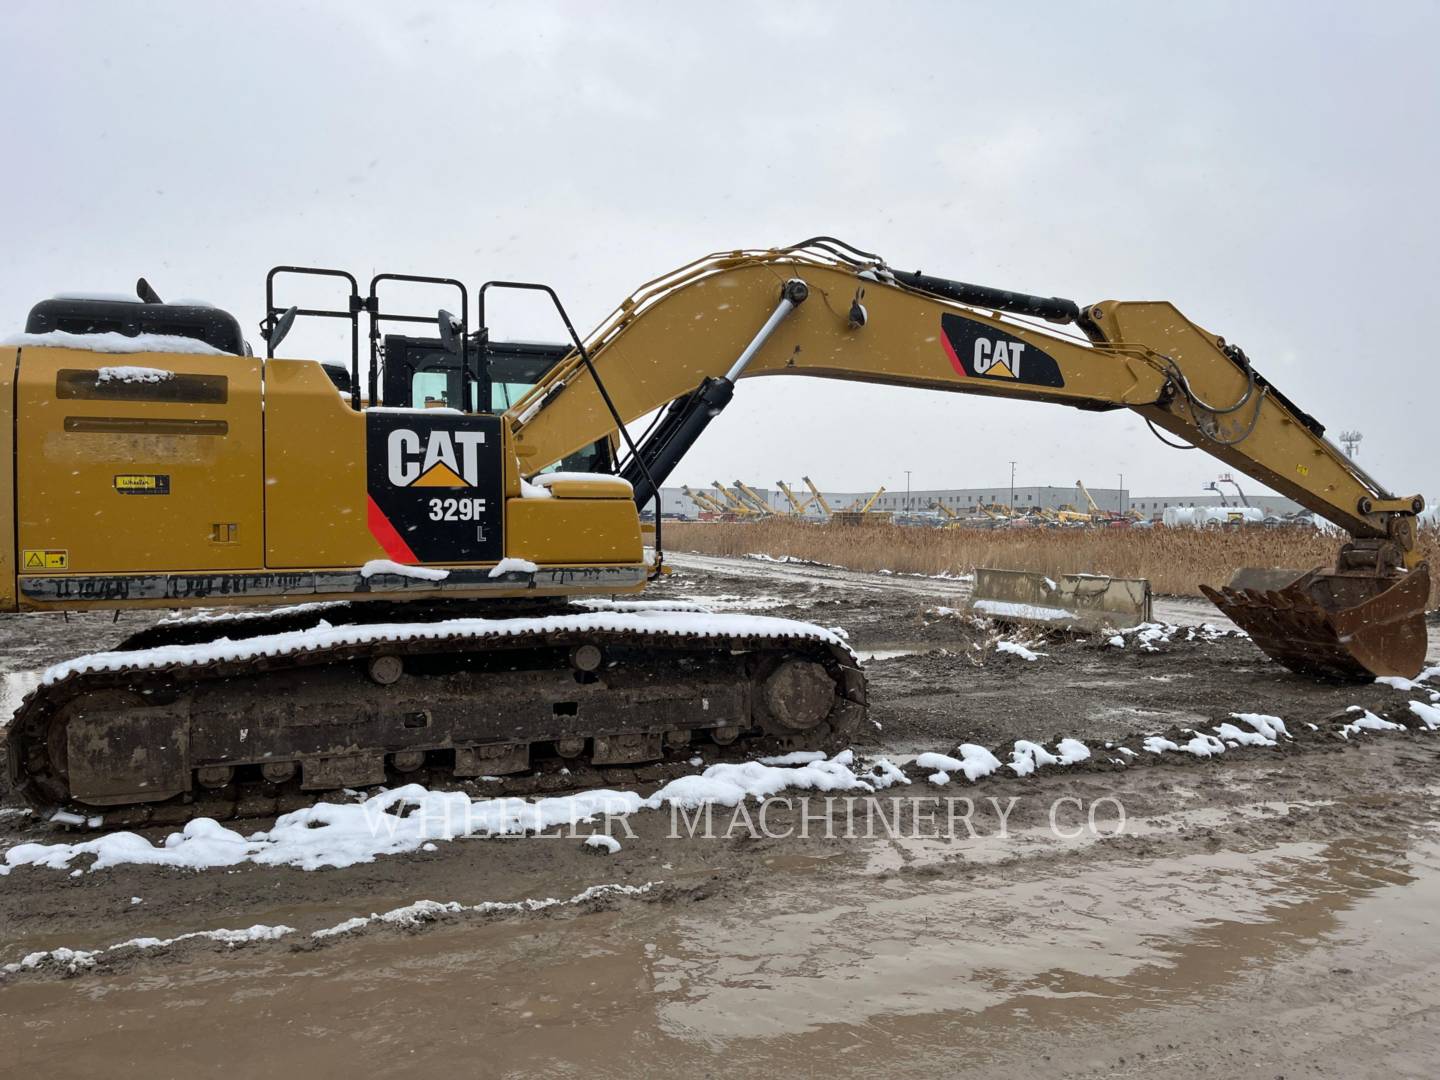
[1,238,1429,826]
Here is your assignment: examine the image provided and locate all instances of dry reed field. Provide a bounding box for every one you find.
[665,519,1440,604]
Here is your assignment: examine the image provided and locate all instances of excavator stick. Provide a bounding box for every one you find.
[1199,563,1430,681]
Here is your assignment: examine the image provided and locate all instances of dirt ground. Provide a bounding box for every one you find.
[1,553,1438,1078]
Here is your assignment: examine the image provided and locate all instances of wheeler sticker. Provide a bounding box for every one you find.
[939,313,1065,388]
[22,548,69,570]
[365,411,504,564]
[114,474,170,495]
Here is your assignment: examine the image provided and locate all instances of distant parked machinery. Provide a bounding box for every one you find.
[844,486,887,514]
[801,476,834,520]
[733,480,777,517]
[775,481,814,517]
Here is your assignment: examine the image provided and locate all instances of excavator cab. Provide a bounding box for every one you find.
[265,265,612,472]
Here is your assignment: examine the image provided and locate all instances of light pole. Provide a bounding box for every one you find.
[905,470,911,513]
[1009,461,1016,512]
[1119,473,1125,515]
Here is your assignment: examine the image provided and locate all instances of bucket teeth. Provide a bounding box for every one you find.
[1201,563,1430,682]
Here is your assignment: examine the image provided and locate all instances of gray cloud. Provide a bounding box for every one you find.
[3,0,1434,502]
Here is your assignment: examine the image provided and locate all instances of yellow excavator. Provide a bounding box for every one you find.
[2,238,1429,826]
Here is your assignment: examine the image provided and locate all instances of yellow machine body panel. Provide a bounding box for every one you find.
[14,348,264,575]
[507,497,644,564]
[262,358,382,569]
[5,349,645,612]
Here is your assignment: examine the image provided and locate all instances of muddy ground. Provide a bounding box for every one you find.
[1,553,1438,1078]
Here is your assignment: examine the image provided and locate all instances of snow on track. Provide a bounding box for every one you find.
[36,607,855,687]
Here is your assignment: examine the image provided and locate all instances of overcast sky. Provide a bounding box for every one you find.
[3,1,1436,502]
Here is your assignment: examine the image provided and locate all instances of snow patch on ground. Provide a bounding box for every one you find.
[865,758,911,789]
[1340,708,1406,739]
[2,754,869,875]
[996,640,1046,662]
[1008,740,1059,777]
[916,745,1002,783]
[674,593,787,612]
[1377,667,1439,692]
[3,923,292,977]
[757,750,827,766]
[1117,622,1244,652]
[1408,700,1440,730]
[309,882,655,942]
[583,834,621,854]
[1003,737,1090,776]
[1,671,42,724]
[4,883,658,976]
[1230,712,1291,742]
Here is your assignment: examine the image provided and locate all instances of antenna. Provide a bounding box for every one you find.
[1339,430,1363,458]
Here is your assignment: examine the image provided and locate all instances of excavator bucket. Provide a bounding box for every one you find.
[1199,563,1430,681]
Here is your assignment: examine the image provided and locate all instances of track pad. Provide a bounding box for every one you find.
[66,702,190,806]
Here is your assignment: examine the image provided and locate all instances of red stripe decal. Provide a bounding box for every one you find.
[366,495,419,563]
[940,330,967,377]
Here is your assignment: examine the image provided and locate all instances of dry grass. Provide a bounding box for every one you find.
[665,519,1440,603]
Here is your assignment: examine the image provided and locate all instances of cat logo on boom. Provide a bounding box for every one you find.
[939,313,1067,389]
[971,338,1025,379]
[385,427,487,488]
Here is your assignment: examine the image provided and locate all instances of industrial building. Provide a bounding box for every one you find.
[658,484,1303,520]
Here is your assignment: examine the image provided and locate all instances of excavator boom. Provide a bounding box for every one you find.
[509,239,1427,679]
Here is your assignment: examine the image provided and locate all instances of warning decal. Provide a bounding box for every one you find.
[22,549,69,570]
[114,474,171,495]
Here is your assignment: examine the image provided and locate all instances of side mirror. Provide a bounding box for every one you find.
[267,306,298,352]
[438,309,462,354]
[136,277,163,304]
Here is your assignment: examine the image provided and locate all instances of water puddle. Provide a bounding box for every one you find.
[852,648,910,665]
[4,825,1438,1077]
[858,642,961,668]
